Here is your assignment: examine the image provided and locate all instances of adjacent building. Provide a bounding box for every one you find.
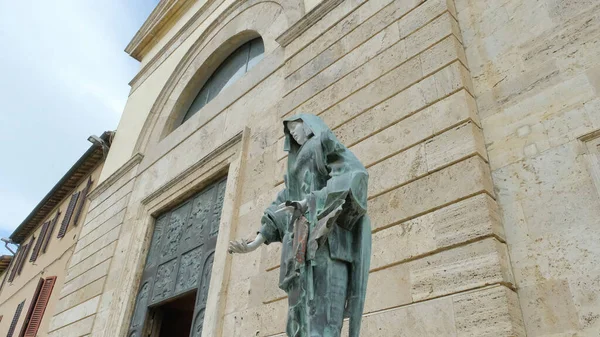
[4,0,600,336]
[0,132,111,337]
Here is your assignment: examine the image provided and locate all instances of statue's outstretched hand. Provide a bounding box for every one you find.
[228,239,253,254]
[228,233,266,254]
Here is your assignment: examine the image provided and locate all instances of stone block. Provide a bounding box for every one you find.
[285,24,401,112]
[229,245,262,281]
[368,156,494,231]
[48,315,96,337]
[258,267,286,304]
[319,56,423,128]
[519,279,580,336]
[587,66,600,96]
[409,238,514,301]
[80,200,127,238]
[65,241,117,283]
[234,298,288,337]
[238,187,280,219]
[362,120,486,198]
[430,89,480,132]
[60,259,111,298]
[339,0,418,51]
[433,193,504,246]
[371,194,503,270]
[367,144,427,197]
[285,38,409,119]
[221,312,237,337]
[425,121,487,171]
[90,296,118,336]
[348,90,435,166]
[481,73,594,144]
[260,241,282,271]
[284,0,367,54]
[364,263,411,313]
[286,3,409,94]
[285,4,467,120]
[397,0,456,38]
[96,288,114,314]
[420,35,466,76]
[76,213,123,254]
[70,225,121,266]
[358,296,457,336]
[224,278,252,315]
[86,179,134,221]
[336,70,474,154]
[284,0,397,76]
[453,285,526,337]
[54,277,106,314]
[88,163,137,209]
[542,103,595,148]
[433,61,474,96]
[49,295,100,331]
[341,285,524,336]
[567,273,600,331]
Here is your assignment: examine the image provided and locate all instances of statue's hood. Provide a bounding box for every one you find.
[282,113,330,152]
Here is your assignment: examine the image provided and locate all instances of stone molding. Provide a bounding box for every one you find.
[141,130,243,205]
[88,153,144,201]
[579,129,600,144]
[105,128,251,337]
[127,0,221,89]
[276,0,343,47]
[125,0,195,61]
[128,0,304,92]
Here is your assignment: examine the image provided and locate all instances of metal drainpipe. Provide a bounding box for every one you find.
[0,239,19,294]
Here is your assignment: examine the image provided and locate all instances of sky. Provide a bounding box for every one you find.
[0,0,159,254]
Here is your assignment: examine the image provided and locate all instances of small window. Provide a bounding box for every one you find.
[181,37,265,124]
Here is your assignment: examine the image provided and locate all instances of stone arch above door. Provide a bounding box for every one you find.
[134,0,293,157]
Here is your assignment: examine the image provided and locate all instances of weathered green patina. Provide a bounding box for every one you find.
[230,114,371,337]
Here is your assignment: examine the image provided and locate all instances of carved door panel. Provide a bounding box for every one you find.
[128,177,227,337]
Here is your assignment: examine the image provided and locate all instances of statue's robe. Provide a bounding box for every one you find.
[259,114,371,337]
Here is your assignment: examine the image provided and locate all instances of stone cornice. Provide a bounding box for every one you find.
[276,0,343,47]
[88,153,144,200]
[127,0,304,92]
[125,0,193,61]
[140,131,243,205]
[127,0,222,91]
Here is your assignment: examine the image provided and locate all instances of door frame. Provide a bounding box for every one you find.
[122,128,251,337]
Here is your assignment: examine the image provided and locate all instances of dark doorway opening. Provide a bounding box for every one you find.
[152,291,196,337]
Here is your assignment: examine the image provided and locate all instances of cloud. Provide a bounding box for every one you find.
[0,0,157,243]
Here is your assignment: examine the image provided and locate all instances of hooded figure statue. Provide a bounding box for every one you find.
[229,114,371,337]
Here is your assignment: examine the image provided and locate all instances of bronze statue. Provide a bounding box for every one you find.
[229,114,371,337]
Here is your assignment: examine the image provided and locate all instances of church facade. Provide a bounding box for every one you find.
[38,0,600,336]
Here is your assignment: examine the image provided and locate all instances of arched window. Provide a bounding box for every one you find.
[180,37,265,124]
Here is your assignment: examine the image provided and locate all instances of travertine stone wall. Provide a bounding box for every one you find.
[51,0,595,335]
[455,0,600,336]
[226,0,523,335]
[47,159,138,337]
